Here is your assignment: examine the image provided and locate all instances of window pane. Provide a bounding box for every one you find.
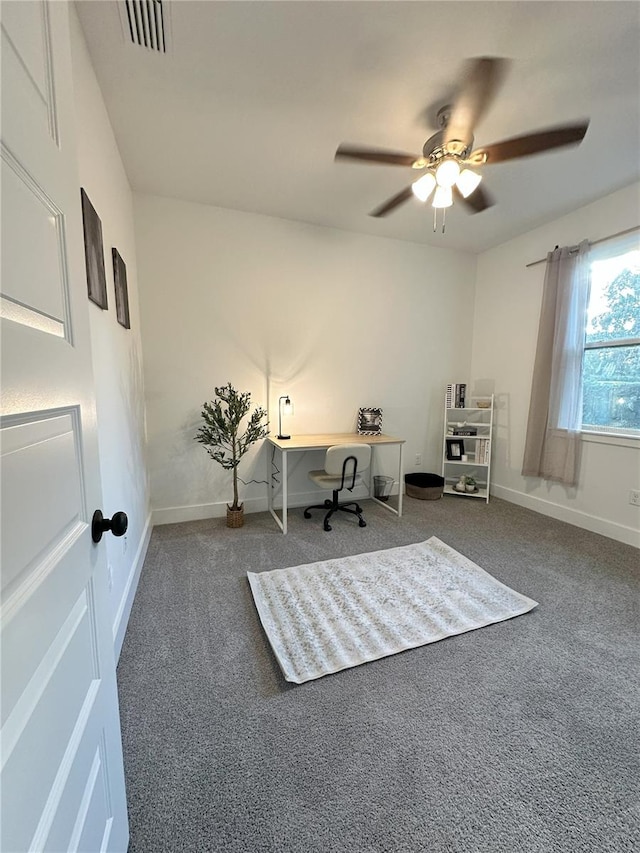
[586,251,640,344]
[582,344,640,430]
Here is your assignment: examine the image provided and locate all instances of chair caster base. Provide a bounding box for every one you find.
[304,491,367,532]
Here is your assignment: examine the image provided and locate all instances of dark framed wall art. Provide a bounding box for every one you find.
[357,407,383,436]
[112,248,131,329]
[80,188,108,309]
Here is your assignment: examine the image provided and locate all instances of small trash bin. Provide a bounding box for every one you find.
[404,473,444,500]
[373,475,394,502]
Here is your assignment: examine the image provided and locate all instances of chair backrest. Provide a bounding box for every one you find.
[324,444,371,488]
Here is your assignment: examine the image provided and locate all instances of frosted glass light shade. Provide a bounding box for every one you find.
[432,185,453,208]
[456,169,482,198]
[435,158,460,188]
[277,395,293,440]
[411,172,436,202]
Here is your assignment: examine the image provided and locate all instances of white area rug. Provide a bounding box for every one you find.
[247,536,538,684]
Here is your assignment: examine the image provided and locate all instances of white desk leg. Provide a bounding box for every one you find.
[268,445,285,533]
[282,449,288,535]
[397,442,404,517]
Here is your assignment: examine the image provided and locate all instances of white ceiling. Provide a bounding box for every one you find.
[75,0,640,253]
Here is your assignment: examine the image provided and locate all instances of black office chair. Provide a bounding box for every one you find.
[304,444,372,531]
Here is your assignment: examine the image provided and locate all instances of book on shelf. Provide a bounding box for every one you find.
[475,438,490,464]
[446,383,467,408]
[453,427,477,436]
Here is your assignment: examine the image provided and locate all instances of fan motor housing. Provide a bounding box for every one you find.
[421,105,475,165]
[422,131,473,165]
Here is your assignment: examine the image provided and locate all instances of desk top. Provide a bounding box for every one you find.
[267,432,405,451]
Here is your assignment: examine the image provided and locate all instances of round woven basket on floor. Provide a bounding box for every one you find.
[404,473,445,500]
[226,505,245,528]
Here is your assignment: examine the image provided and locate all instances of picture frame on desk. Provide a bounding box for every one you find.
[446,438,464,460]
[357,407,383,436]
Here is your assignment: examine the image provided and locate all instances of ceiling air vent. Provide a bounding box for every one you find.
[124,0,166,52]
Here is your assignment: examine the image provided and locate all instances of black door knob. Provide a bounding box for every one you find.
[92,509,128,543]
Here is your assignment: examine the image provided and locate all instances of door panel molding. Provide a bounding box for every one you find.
[0,0,59,144]
[1,142,72,341]
[1,408,85,606]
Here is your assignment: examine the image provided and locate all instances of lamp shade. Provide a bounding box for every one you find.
[435,158,460,188]
[277,395,292,440]
[432,185,453,208]
[411,172,436,202]
[456,169,482,198]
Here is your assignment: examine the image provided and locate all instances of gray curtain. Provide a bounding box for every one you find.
[522,240,590,485]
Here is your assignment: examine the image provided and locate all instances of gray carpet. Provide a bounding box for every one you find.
[117,496,640,852]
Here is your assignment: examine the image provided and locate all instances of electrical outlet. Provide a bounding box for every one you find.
[630,489,640,507]
[415,453,422,466]
[107,564,113,591]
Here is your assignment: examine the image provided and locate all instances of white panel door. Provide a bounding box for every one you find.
[1,2,129,851]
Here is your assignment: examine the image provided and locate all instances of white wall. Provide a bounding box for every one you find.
[70,9,151,654]
[472,182,640,547]
[133,194,477,523]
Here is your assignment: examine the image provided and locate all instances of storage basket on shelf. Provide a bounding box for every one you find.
[404,473,444,500]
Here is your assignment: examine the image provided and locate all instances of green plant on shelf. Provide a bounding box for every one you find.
[455,474,478,493]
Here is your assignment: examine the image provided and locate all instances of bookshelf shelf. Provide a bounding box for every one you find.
[442,389,493,503]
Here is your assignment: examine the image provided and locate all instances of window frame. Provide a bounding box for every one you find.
[580,233,640,439]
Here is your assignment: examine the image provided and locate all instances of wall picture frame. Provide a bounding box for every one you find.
[446,438,464,460]
[112,248,131,329]
[80,188,108,309]
[357,407,383,436]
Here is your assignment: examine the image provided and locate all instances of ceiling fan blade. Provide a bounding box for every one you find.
[453,183,494,213]
[444,57,509,150]
[470,122,589,164]
[369,185,415,217]
[335,145,419,167]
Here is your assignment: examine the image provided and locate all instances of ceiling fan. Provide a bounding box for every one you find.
[335,57,589,225]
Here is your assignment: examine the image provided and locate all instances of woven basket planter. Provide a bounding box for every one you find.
[226,505,245,528]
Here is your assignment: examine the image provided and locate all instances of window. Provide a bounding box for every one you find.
[582,232,640,436]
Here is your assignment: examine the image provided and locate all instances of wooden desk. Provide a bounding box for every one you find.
[267,432,405,534]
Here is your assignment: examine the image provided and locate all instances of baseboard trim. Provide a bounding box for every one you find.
[151,486,384,527]
[152,499,266,526]
[113,513,153,660]
[492,484,639,549]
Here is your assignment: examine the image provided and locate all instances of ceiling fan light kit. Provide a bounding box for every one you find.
[335,56,589,233]
[433,185,453,209]
[411,172,436,202]
[435,158,461,189]
[456,168,483,198]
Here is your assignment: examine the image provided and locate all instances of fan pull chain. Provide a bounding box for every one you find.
[432,208,447,233]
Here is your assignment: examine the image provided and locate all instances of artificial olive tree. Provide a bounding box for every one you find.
[196,383,269,511]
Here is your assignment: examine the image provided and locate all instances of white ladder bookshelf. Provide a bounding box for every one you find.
[442,392,493,503]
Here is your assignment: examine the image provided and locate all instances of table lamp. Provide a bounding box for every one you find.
[277,395,293,440]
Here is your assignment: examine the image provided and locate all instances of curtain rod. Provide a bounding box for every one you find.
[525,224,640,268]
